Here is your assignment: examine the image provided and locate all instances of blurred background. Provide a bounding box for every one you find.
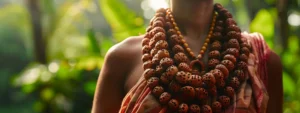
[0,0,299,113]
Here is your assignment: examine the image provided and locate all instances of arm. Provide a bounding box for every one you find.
[266,51,283,113]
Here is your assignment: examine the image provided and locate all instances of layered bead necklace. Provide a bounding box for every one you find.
[141,3,252,113]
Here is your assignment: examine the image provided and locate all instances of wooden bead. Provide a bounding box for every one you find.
[226,48,240,57]
[142,45,151,54]
[168,29,177,36]
[221,60,235,71]
[208,50,220,59]
[180,86,196,100]
[152,86,164,97]
[155,12,165,17]
[201,105,212,113]
[217,80,225,88]
[208,59,220,69]
[168,99,180,111]
[189,104,200,113]
[202,72,216,87]
[237,61,247,70]
[165,21,173,29]
[153,32,166,41]
[178,103,189,113]
[166,65,179,78]
[160,73,171,85]
[150,27,165,36]
[154,16,165,23]
[160,57,174,68]
[159,92,172,104]
[157,49,170,59]
[209,86,217,96]
[143,60,153,70]
[230,77,240,89]
[153,21,164,28]
[174,52,189,63]
[169,35,182,45]
[147,77,159,89]
[211,41,222,50]
[190,60,205,71]
[241,47,250,56]
[142,38,150,46]
[225,18,237,25]
[227,31,241,40]
[214,26,223,32]
[240,54,248,62]
[175,71,189,84]
[172,45,185,53]
[223,54,237,64]
[155,65,164,74]
[169,80,181,93]
[142,53,152,62]
[215,64,229,78]
[152,54,160,65]
[143,68,156,80]
[225,86,235,98]
[219,96,230,108]
[228,38,240,49]
[195,88,208,100]
[212,101,222,113]
[188,74,202,87]
[146,26,152,33]
[211,69,224,82]
[227,25,241,32]
[155,40,168,49]
[216,20,224,26]
[211,32,222,40]
[156,8,166,13]
[178,62,192,72]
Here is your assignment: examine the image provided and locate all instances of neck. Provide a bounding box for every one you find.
[170,0,214,39]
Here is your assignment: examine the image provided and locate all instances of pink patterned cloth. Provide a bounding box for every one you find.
[119,32,270,113]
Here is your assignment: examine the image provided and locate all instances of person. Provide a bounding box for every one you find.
[92,0,283,113]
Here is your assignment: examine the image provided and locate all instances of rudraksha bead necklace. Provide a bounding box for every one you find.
[142,3,252,113]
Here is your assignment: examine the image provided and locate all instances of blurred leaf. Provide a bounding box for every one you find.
[288,36,299,54]
[41,88,54,101]
[283,72,296,98]
[87,29,101,55]
[84,81,96,96]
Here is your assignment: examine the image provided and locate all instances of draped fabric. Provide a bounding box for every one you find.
[119,32,270,113]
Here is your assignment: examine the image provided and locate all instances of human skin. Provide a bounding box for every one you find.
[91,0,283,113]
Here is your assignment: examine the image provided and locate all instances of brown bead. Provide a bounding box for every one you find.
[195,88,208,100]
[214,26,223,32]
[168,29,177,36]
[188,75,202,87]
[228,38,240,49]
[157,49,170,59]
[155,12,165,17]
[175,71,189,84]
[150,27,165,37]
[209,86,217,96]
[208,59,220,69]
[225,18,237,25]
[227,31,241,40]
[159,92,172,104]
[212,101,222,113]
[241,43,251,50]
[142,45,151,54]
[189,104,200,113]
[178,103,189,113]
[190,60,205,71]
[143,68,156,80]
[241,47,250,56]
[147,77,159,89]
[203,72,216,87]
[155,65,164,74]
[208,50,220,59]
[214,3,224,11]
[224,12,233,18]
[211,69,224,82]
[153,21,164,27]
[143,60,153,70]
[221,60,235,71]
[240,54,248,62]
[155,40,168,49]
[237,61,247,70]
[160,73,171,85]
[235,70,245,82]
[152,86,164,97]
[160,57,174,68]
[211,32,222,40]
[150,48,159,56]
[223,54,237,64]
[142,53,151,62]
[153,32,166,41]
[172,45,185,53]
[178,62,192,72]
[226,48,240,57]
[156,8,166,13]
[230,77,240,89]
[146,26,152,33]
[169,35,182,45]
[216,20,224,26]
[180,86,196,99]
[215,64,229,78]
[168,99,180,111]
[142,38,150,46]
[166,65,179,79]
[225,86,235,98]
[152,54,160,65]
[174,52,189,63]
[211,41,222,50]
[201,105,212,113]
[169,80,181,93]
[165,21,173,29]
[149,38,157,48]
[219,96,230,108]
[227,25,241,32]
